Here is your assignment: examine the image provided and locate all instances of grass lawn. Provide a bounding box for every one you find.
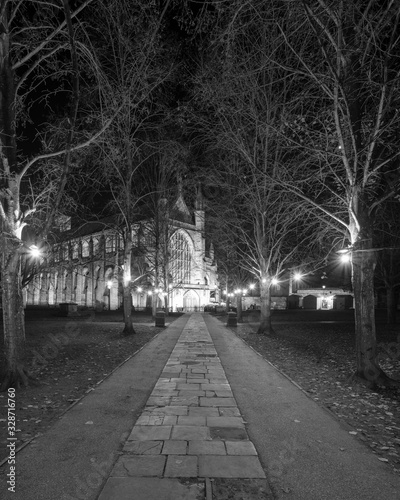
[0,307,399,476]
[0,308,173,463]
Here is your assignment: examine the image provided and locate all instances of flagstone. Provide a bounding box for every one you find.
[171,425,210,441]
[128,425,172,441]
[111,455,166,477]
[198,456,266,478]
[164,455,198,477]
[161,440,188,455]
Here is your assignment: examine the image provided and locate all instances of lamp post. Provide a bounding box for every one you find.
[107,280,112,310]
[338,248,353,292]
[235,288,243,322]
[168,283,173,313]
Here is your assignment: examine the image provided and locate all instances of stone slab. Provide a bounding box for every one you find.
[98,477,205,500]
[201,384,231,391]
[207,417,244,428]
[128,425,172,441]
[171,425,210,441]
[199,456,266,478]
[188,440,226,455]
[146,406,188,416]
[177,416,207,426]
[123,441,163,455]
[200,397,237,407]
[135,415,164,425]
[161,440,188,455]
[111,455,166,477]
[146,396,172,406]
[171,396,199,406]
[188,407,220,417]
[177,390,206,397]
[225,441,258,456]
[163,415,178,425]
[219,408,241,417]
[164,455,198,477]
[210,427,248,441]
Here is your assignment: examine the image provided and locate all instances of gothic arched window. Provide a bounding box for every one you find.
[170,232,191,284]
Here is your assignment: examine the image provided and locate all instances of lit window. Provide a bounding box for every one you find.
[82,240,90,257]
[106,235,115,253]
[92,237,99,255]
[170,232,191,284]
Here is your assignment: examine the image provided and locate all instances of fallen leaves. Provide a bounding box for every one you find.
[0,320,161,462]
[236,320,400,474]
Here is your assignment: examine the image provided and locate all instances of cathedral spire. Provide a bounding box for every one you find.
[195,183,204,211]
[194,183,205,231]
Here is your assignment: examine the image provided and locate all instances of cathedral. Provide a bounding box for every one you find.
[24,187,219,312]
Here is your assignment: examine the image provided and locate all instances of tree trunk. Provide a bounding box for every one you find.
[1,244,29,390]
[164,294,169,316]
[352,242,398,387]
[236,293,243,322]
[257,278,275,335]
[122,284,135,336]
[122,235,135,336]
[152,290,158,319]
[386,286,397,325]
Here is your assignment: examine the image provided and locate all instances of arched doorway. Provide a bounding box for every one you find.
[183,290,200,312]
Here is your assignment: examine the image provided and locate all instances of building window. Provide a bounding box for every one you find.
[61,243,68,260]
[92,237,99,255]
[82,240,90,257]
[170,232,191,284]
[106,235,115,253]
[53,245,60,262]
[72,243,79,259]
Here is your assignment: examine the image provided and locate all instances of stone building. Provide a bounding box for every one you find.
[24,188,219,312]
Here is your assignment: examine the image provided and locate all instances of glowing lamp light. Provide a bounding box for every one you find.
[294,273,302,281]
[137,287,143,293]
[249,284,255,290]
[107,280,112,289]
[148,291,152,296]
[29,245,40,258]
[271,278,279,285]
[340,254,351,263]
[242,289,248,295]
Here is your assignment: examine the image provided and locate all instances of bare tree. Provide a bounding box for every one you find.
[0,0,115,389]
[86,0,179,334]
[278,0,400,386]
[191,0,320,334]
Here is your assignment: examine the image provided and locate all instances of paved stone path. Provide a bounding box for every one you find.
[98,313,267,499]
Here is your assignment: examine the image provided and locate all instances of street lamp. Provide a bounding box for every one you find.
[107,280,112,310]
[29,245,41,258]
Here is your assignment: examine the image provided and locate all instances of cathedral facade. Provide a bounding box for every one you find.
[24,189,219,312]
